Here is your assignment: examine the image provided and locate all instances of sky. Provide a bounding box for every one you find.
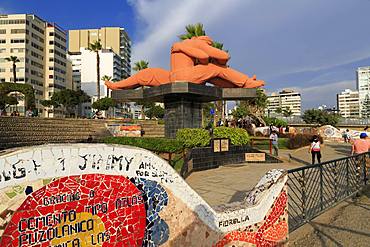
[2,0,370,109]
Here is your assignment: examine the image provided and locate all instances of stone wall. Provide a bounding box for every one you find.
[181,145,282,177]
[0,117,111,150]
[0,144,288,246]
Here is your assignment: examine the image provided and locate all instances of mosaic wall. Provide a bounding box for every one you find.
[0,144,288,246]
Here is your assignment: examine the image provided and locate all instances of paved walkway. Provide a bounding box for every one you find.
[186,142,352,207]
[185,162,301,206]
[290,142,352,164]
[290,186,370,246]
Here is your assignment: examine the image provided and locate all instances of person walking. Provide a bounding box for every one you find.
[309,135,322,164]
[351,133,370,155]
[269,130,279,157]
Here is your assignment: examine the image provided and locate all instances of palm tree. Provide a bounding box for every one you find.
[132,60,150,119]
[6,56,20,111]
[178,23,206,40]
[101,75,112,98]
[283,108,293,118]
[88,40,103,99]
[6,56,20,83]
[133,60,149,72]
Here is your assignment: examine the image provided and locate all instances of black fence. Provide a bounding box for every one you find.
[287,152,369,232]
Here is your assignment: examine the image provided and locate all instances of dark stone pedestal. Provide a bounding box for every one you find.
[111,82,257,138]
[164,96,202,138]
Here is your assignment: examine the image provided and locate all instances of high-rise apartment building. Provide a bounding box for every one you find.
[267,89,302,116]
[337,89,360,118]
[357,66,370,117]
[0,14,69,117]
[68,27,131,79]
[68,47,122,116]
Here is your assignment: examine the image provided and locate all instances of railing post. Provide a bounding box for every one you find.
[320,165,323,210]
[301,169,307,221]
[346,158,349,196]
[363,153,368,186]
[334,161,338,202]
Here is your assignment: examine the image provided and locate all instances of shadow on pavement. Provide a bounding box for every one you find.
[228,190,250,203]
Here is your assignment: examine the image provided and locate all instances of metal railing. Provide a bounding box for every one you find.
[287,152,368,232]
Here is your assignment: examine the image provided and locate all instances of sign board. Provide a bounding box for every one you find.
[245,153,266,162]
[213,139,229,153]
[213,139,221,152]
[220,139,229,152]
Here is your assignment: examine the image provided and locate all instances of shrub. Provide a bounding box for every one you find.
[263,117,288,127]
[287,134,324,149]
[214,127,250,145]
[176,128,211,148]
[103,137,183,153]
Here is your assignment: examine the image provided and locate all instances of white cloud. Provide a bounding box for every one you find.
[128,0,370,107]
[291,80,356,109]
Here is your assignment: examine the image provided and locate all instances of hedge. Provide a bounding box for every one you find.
[176,127,250,147]
[214,127,250,145]
[103,136,183,153]
[287,134,324,149]
[176,128,211,148]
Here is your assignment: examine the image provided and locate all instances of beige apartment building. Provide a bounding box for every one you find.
[267,89,302,116]
[337,89,360,118]
[69,27,131,79]
[0,14,69,117]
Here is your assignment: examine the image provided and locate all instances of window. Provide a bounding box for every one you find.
[11,48,25,53]
[31,51,43,60]
[49,32,54,36]
[31,24,44,35]
[49,75,53,79]
[11,29,26,34]
[0,19,26,25]
[31,33,44,43]
[49,49,54,53]
[31,60,43,69]
[31,42,44,52]
[0,29,5,34]
[0,68,5,72]
[0,40,6,44]
[49,41,54,45]
[11,39,25,43]
[49,67,53,70]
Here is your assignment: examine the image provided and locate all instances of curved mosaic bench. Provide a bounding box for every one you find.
[0,144,288,246]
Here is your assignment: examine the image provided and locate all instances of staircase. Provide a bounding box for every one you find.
[0,117,112,150]
[137,120,165,138]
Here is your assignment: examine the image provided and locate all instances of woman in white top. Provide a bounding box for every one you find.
[308,135,321,164]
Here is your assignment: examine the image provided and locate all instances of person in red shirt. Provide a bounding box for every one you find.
[351,133,370,155]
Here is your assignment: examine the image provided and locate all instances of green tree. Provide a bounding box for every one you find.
[133,60,149,72]
[231,105,249,119]
[275,107,283,115]
[302,109,341,126]
[239,88,268,125]
[282,108,293,117]
[361,95,370,118]
[6,56,21,110]
[178,23,206,40]
[145,105,165,119]
[0,95,18,111]
[6,56,20,83]
[88,40,103,99]
[132,60,151,119]
[41,89,90,117]
[92,97,117,118]
[101,75,112,82]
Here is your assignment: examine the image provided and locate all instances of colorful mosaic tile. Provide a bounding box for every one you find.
[0,144,289,246]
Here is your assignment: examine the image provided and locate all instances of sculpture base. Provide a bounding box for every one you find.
[164,96,202,138]
[111,82,258,138]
